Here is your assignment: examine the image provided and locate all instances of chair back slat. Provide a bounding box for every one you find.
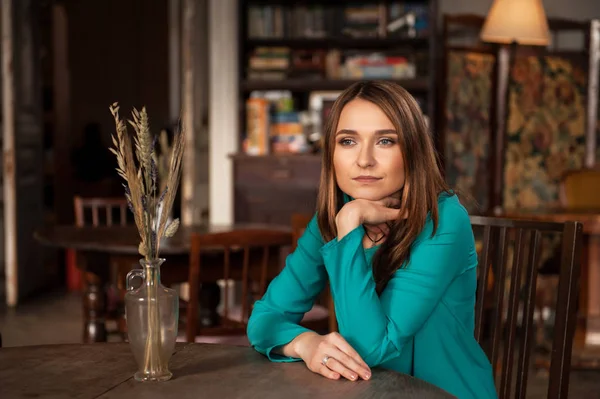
[223,248,231,321]
[92,205,99,226]
[120,206,126,225]
[73,196,129,227]
[490,226,508,375]
[240,246,251,325]
[548,221,583,398]
[470,216,582,399]
[499,229,526,398]
[475,225,492,341]
[515,230,542,398]
[259,246,269,298]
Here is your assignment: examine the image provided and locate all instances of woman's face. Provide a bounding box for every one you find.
[333,98,406,201]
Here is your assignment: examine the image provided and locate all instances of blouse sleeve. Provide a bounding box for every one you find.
[320,199,474,367]
[247,214,328,362]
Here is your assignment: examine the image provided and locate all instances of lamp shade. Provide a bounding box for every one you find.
[480,0,550,46]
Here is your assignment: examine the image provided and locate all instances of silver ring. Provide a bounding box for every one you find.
[321,355,330,366]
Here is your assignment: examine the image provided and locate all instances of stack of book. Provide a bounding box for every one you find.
[247,2,430,39]
[244,91,310,155]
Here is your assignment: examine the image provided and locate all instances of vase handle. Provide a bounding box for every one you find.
[126,269,145,291]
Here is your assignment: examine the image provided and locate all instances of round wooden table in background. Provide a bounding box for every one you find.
[34,224,293,343]
[0,343,455,398]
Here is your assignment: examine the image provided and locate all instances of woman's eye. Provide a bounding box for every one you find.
[339,138,355,146]
[379,138,395,146]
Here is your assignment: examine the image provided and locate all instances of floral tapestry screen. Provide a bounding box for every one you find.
[503,55,588,210]
[444,51,495,213]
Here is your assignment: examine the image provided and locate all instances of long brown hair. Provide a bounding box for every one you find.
[316,80,452,295]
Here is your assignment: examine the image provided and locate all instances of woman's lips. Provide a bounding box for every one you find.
[353,176,382,183]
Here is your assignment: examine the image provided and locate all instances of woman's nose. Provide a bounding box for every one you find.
[356,146,375,168]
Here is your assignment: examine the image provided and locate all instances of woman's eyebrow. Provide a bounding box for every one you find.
[335,129,357,136]
[335,129,396,136]
[374,129,397,135]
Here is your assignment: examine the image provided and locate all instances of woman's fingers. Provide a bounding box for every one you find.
[328,334,371,377]
[318,363,341,380]
[322,357,359,381]
[380,196,401,209]
[329,348,371,380]
[386,207,403,220]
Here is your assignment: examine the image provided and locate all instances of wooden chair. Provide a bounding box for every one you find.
[291,213,337,333]
[73,196,129,227]
[185,229,292,343]
[65,196,129,291]
[72,196,131,338]
[470,215,583,399]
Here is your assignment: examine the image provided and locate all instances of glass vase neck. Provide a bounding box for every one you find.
[139,258,165,269]
[140,258,164,287]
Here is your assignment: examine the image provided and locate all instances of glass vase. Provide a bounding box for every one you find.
[125,258,179,382]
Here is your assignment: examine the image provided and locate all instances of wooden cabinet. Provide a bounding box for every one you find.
[232,154,321,225]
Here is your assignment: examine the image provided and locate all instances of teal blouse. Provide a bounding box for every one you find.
[247,193,498,399]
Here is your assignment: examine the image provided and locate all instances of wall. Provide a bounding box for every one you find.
[66,0,170,145]
[48,0,172,225]
[181,0,210,225]
[208,0,238,225]
[63,0,210,225]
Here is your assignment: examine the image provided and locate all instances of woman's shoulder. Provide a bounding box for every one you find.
[419,192,472,240]
[437,192,470,223]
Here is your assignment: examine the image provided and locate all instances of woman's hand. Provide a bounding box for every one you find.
[336,196,402,240]
[287,331,371,381]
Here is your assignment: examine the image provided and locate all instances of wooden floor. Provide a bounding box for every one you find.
[1,290,599,398]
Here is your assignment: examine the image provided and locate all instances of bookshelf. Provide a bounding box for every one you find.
[246,36,430,49]
[241,77,430,92]
[233,0,439,224]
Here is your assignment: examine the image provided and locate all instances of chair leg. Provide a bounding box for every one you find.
[186,278,200,343]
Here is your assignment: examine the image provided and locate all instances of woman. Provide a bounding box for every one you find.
[246,81,497,399]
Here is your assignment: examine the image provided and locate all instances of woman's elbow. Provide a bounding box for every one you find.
[246,307,262,347]
[246,300,276,348]
[359,335,408,368]
[246,320,268,357]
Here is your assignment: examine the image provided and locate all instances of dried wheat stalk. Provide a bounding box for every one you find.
[109,103,184,259]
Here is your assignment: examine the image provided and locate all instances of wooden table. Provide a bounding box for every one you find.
[34,224,292,343]
[35,223,293,256]
[502,209,600,369]
[0,343,455,398]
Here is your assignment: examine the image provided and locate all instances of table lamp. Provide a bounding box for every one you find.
[480,0,550,46]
